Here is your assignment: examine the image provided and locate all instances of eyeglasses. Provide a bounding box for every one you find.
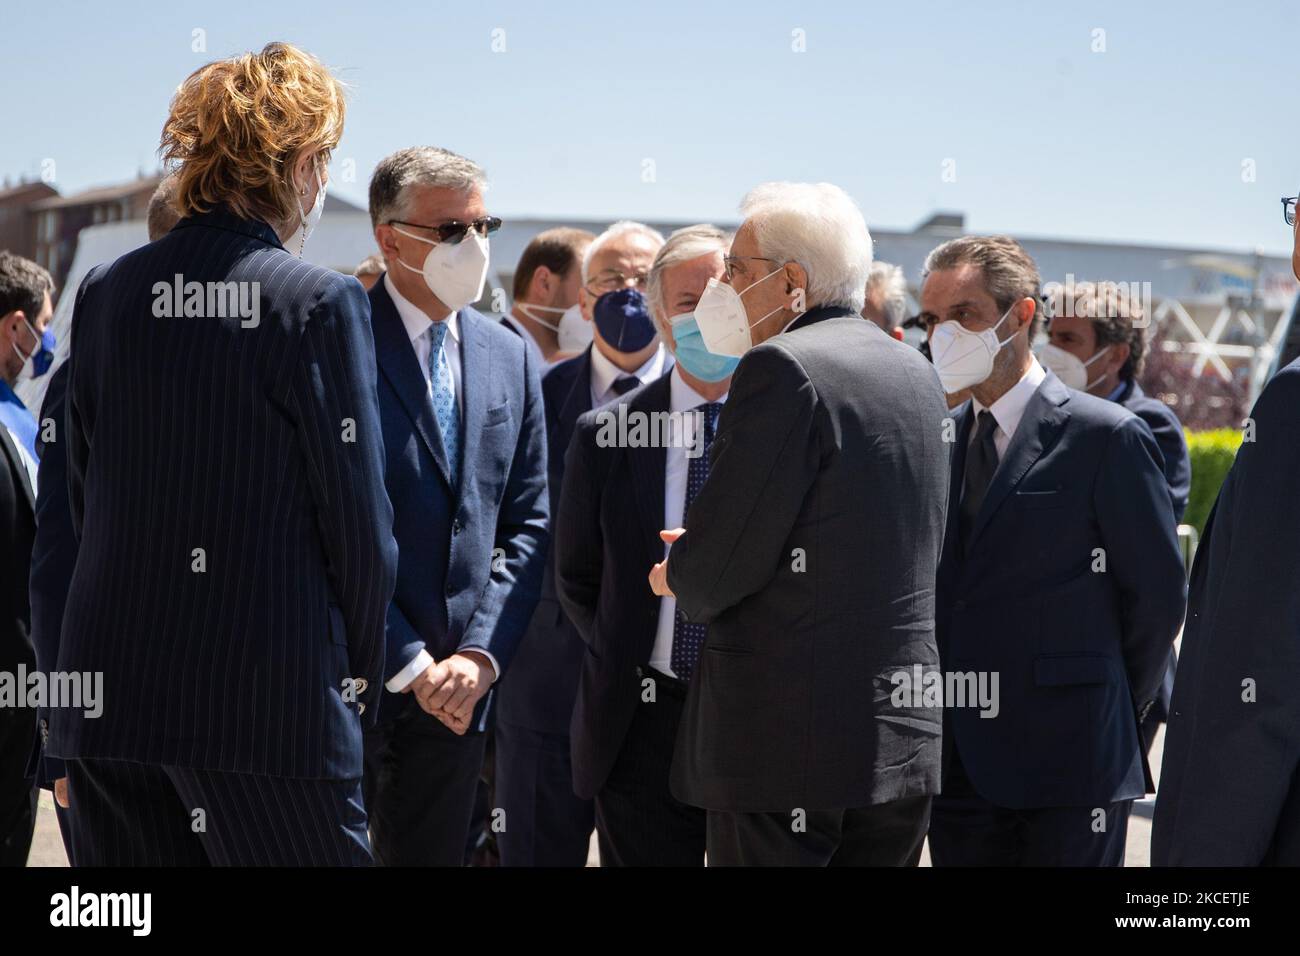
[723,255,779,283]
[585,270,649,295]
[1283,197,1298,227]
[387,216,502,244]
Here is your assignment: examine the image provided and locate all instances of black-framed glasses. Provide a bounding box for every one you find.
[723,255,779,283]
[388,216,502,244]
[1283,197,1297,227]
[585,270,649,295]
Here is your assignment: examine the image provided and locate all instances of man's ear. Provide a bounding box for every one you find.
[375,225,398,262]
[1015,297,1037,336]
[785,262,809,309]
[1109,341,1131,374]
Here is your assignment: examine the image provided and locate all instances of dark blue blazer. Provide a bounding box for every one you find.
[53,206,398,780]
[494,348,592,734]
[28,361,71,785]
[367,281,548,728]
[936,372,1186,809]
[555,372,671,797]
[1152,359,1300,865]
[1117,378,1190,523]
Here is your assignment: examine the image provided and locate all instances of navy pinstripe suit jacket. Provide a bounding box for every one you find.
[49,206,398,780]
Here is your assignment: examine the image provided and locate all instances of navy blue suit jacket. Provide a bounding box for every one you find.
[494,347,592,734]
[1153,359,1300,865]
[936,372,1186,809]
[1117,379,1190,523]
[53,207,398,779]
[555,372,671,797]
[367,281,548,729]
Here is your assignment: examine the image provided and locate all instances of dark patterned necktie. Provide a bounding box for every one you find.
[671,402,722,681]
[611,374,639,396]
[960,409,999,551]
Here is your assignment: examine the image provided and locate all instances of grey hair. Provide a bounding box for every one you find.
[646,224,729,334]
[368,146,486,228]
[739,182,873,313]
[580,220,665,284]
[922,235,1043,338]
[866,261,908,328]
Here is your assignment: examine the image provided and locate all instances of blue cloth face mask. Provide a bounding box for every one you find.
[670,312,739,382]
[593,288,658,354]
[13,318,55,378]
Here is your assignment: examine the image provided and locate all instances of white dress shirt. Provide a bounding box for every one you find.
[649,367,728,678]
[4,427,37,493]
[588,341,670,407]
[502,311,546,368]
[386,273,462,415]
[969,356,1047,462]
[382,273,499,691]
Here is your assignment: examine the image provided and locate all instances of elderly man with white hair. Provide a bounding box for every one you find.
[556,225,733,866]
[495,220,671,866]
[649,183,951,866]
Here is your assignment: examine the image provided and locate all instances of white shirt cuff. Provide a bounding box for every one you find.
[385,649,433,693]
[463,649,500,682]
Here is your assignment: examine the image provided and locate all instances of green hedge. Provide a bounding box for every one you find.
[1183,429,1244,536]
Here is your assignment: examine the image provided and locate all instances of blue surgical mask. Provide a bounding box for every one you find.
[13,318,55,378]
[593,287,658,354]
[670,312,739,383]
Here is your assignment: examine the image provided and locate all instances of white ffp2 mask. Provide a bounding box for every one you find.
[929,303,1018,394]
[693,269,785,358]
[393,225,490,311]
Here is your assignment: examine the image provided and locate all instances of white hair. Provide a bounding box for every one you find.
[645,224,729,333]
[581,220,666,284]
[739,182,873,312]
[866,261,908,328]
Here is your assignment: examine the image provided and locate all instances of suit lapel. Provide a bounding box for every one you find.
[555,347,594,460]
[458,309,490,489]
[627,375,671,565]
[968,376,1071,544]
[0,426,34,513]
[369,282,452,489]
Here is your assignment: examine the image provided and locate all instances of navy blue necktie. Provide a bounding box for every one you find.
[670,402,721,681]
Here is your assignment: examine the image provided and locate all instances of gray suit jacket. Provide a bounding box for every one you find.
[666,305,951,811]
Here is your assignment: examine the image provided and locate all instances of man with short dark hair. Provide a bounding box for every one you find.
[922,236,1186,866]
[505,228,594,364]
[0,250,54,865]
[1042,282,1190,754]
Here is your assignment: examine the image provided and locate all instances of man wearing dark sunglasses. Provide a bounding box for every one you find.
[1153,196,1300,865]
[361,146,548,866]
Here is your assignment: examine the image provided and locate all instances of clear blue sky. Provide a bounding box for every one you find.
[6,0,1298,253]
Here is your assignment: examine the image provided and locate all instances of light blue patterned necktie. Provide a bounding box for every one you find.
[429,321,460,485]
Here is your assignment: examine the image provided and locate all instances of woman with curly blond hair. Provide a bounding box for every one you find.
[42,42,397,866]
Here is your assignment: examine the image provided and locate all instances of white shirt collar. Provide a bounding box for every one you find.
[972,356,1047,443]
[386,272,459,346]
[589,341,667,399]
[669,365,728,413]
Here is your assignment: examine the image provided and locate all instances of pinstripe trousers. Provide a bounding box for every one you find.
[65,759,372,866]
